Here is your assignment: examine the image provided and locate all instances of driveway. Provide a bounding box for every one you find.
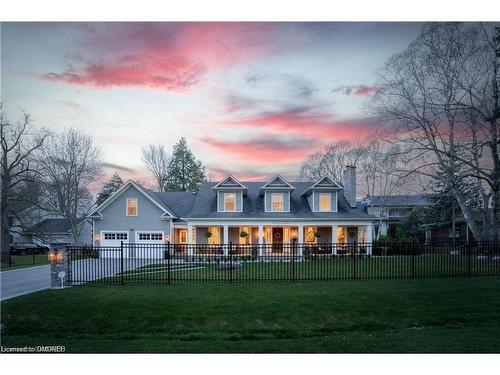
[1,258,166,301]
[1,265,51,301]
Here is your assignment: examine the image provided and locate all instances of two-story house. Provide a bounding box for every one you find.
[89,166,375,257]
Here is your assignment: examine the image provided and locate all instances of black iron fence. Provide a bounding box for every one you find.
[65,241,500,285]
[3,248,50,269]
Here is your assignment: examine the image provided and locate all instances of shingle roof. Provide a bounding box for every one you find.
[153,191,197,218]
[363,195,435,207]
[184,182,373,219]
[29,218,87,233]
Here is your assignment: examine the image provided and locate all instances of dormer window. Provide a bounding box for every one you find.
[319,193,331,212]
[224,192,236,211]
[126,198,138,216]
[271,193,284,212]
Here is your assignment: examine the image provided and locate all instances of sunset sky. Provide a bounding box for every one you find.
[1,22,423,186]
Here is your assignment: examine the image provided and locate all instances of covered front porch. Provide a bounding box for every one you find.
[172,223,374,256]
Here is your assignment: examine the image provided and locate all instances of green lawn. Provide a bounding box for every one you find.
[109,254,499,283]
[1,277,500,353]
[0,254,49,271]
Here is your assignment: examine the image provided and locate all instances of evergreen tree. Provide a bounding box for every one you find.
[165,137,206,191]
[96,173,124,206]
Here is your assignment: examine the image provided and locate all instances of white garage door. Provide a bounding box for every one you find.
[100,231,128,258]
[135,232,164,259]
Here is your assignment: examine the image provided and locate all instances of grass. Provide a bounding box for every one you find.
[0,254,49,271]
[1,277,500,353]
[104,254,499,283]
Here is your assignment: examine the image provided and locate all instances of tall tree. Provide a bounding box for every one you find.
[39,129,102,244]
[166,137,206,191]
[141,144,171,191]
[371,23,500,240]
[96,173,124,206]
[298,141,367,184]
[0,106,48,264]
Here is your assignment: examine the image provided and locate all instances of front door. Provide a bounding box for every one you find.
[346,227,358,243]
[272,227,283,253]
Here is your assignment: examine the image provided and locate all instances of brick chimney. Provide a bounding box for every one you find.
[343,166,357,208]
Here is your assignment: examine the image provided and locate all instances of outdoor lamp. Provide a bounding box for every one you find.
[56,250,64,264]
[164,235,170,243]
[48,250,57,263]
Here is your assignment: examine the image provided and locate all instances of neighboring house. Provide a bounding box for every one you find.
[89,166,376,256]
[362,195,473,242]
[28,218,92,247]
[8,200,92,248]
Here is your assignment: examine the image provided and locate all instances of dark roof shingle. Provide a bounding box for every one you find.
[184,182,372,219]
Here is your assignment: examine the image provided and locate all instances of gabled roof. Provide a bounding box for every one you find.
[211,174,248,191]
[259,174,295,194]
[301,176,342,196]
[88,180,176,219]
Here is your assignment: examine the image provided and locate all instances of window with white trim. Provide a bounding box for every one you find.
[138,233,163,241]
[271,193,284,212]
[126,198,138,216]
[104,232,128,241]
[224,192,236,211]
[319,193,331,211]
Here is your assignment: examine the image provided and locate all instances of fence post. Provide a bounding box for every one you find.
[229,241,233,284]
[120,240,124,285]
[291,238,296,282]
[167,241,171,285]
[352,241,357,280]
[467,241,472,277]
[411,241,415,278]
[50,247,69,288]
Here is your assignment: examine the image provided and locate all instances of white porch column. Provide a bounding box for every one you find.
[366,223,373,255]
[331,224,338,255]
[223,225,229,256]
[298,225,304,256]
[258,225,264,256]
[187,224,194,256]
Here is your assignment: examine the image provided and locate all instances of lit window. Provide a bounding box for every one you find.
[208,227,220,245]
[179,230,187,244]
[319,193,331,211]
[271,193,284,211]
[224,193,236,211]
[127,198,137,216]
[306,227,316,243]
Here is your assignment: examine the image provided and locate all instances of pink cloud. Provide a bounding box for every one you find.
[223,107,377,141]
[42,56,206,92]
[201,136,319,165]
[39,23,286,92]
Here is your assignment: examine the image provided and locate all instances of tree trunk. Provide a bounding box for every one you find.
[491,179,500,241]
[1,175,11,265]
[452,188,484,241]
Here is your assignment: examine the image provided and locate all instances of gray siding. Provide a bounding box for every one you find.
[228,227,240,243]
[195,226,209,244]
[265,191,290,212]
[316,226,332,244]
[217,190,243,212]
[94,185,171,243]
